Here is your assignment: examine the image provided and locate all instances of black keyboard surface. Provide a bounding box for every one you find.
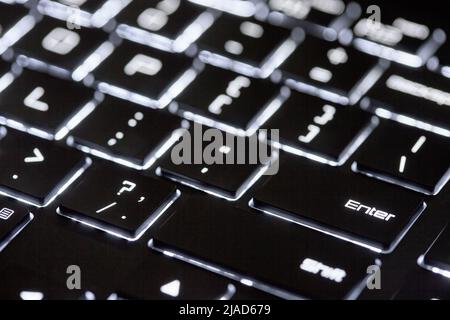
[0,0,450,301]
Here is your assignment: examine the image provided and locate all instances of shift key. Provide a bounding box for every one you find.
[251,152,427,254]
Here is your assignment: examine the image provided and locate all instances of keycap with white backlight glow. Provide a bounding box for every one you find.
[68,95,182,170]
[0,68,95,140]
[353,121,450,195]
[57,162,180,241]
[13,16,108,79]
[92,39,193,108]
[0,129,89,207]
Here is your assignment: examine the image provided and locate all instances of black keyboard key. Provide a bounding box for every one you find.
[38,0,130,28]
[116,0,211,52]
[109,253,276,300]
[264,91,377,165]
[266,0,360,38]
[0,68,95,140]
[173,64,284,135]
[57,162,180,241]
[352,2,445,67]
[150,195,378,299]
[197,14,296,78]
[395,268,450,300]
[280,36,383,105]
[364,65,450,136]
[419,225,450,277]
[14,16,109,79]
[353,121,450,195]
[93,39,194,108]
[0,199,33,252]
[157,124,275,200]
[0,129,89,207]
[251,152,426,253]
[68,96,181,170]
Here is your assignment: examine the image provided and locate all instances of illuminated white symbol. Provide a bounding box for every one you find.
[24,87,49,112]
[138,8,168,31]
[160,280,180,298]
[327,47,348,65]
[20,291,44,300]
[299,104,336,144]
[398,135,427,173]
[411,135,426,154]
[300,258,346,283]
[0,207,14,220]
[219,146,231,154]
[309,66,332,83]
[124,54,162,77]
[224,40,243,55]
[42,27,80,55]
[66,5,82,30]
[219,284,237,300]
[299,124,320,143]
[224,21,264,55]
[121,215,127,220]
[240,21,264,39]
[24,148,44,163]
[137,0,180,31]
[226,76,251,98]
[269,0,345,19]
[208,94,232,115]
[314,104,336,125]
[138,196,145,203]
[117,180,136,196]
[12,174,18,180]
[201,167,208,174]
[399,155,407,173]
[107,112,144,146]
[208,76,251,114]
[96,202,117,214]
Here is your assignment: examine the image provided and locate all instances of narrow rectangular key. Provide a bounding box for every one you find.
[157,123,274,200]
[57,162,180,241]
[419,225,450,278]
[93,39,194,108]
[13,16,109,79]
[197,13,296,78]
[0,129,89,207]
[0,68,95,140]
[351,1,445,67]
[0,198,33,252]
[68,96,181,170]
[251,152,426,253]
[353,121,450,195]
[280,35,383,105]
[264,91,377,166]
[150,195,378,299]
[173,64,284,135]
[38,0,130,28]
[116,0,210,52]
[364,64,450,135]
[265,0,360,37]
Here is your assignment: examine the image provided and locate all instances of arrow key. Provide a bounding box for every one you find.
[0,129,89,207]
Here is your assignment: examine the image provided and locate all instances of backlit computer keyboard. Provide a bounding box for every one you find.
[0,0,450,300]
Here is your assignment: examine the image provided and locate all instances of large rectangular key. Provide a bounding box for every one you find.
[250,152,426,253]
[150,195,378,300]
